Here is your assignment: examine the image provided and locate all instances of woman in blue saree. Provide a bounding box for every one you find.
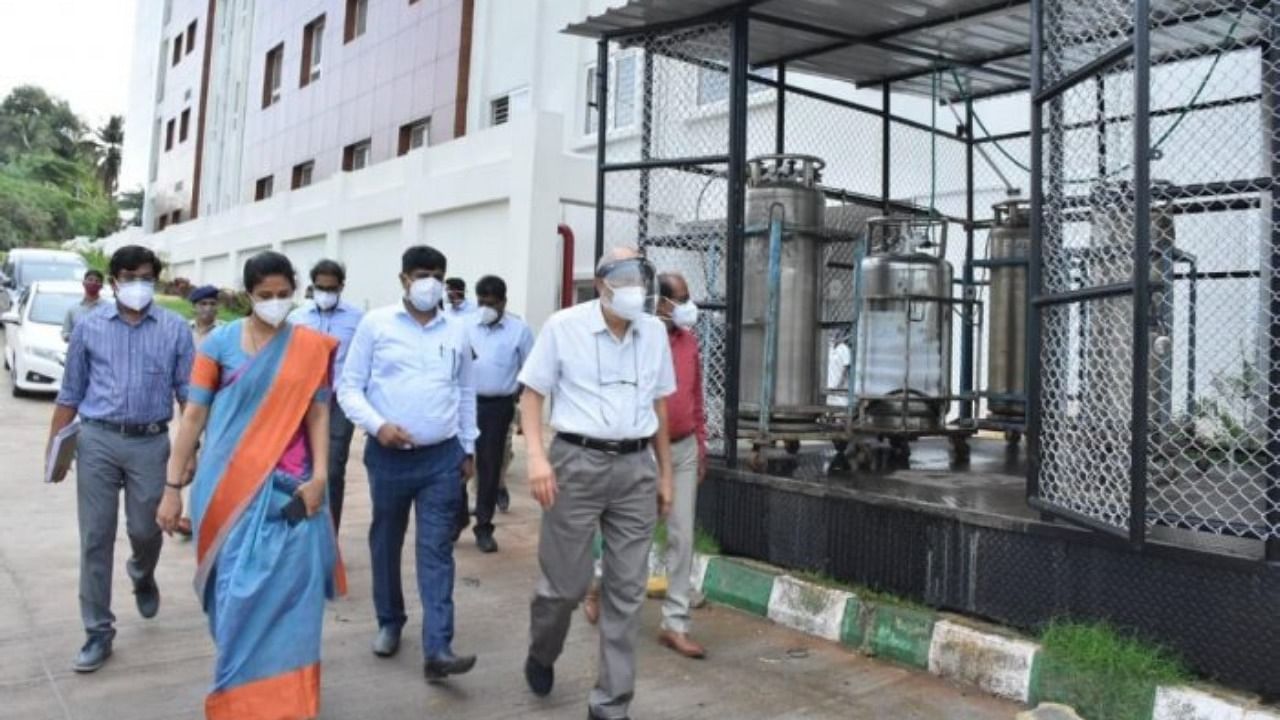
[158,251,343,720]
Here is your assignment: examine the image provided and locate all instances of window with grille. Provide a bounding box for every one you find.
[301,15,324,87]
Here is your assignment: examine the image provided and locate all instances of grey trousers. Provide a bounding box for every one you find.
[529,437,657,719]
[76,423,169,638]
[660,435,699,634]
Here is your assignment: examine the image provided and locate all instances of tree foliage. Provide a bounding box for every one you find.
[0,86,123,250]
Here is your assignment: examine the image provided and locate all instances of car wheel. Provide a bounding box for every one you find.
[10,362,25,399]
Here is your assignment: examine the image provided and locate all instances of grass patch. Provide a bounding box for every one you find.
[154,295,244,323]
[790,570,926,610]
[693,525,720,555]
[1033,620,1189,720]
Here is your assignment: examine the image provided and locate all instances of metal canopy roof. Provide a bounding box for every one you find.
[564,0,1035,99]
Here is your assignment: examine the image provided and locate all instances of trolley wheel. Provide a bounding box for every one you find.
[1004,430,1022,446]
[784,440,801,455]
[949,435,971,462]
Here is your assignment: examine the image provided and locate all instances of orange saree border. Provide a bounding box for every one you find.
[205,663,321,720]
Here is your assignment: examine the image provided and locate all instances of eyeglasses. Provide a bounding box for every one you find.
[593,331,643,427]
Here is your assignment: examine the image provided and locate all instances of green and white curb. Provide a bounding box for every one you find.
[691,553,1277,720]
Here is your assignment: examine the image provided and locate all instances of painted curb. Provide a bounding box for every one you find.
[694,555,1279,720]
[928,618,1038,703]
[766,575,853,642]
[1153,686,1280,720]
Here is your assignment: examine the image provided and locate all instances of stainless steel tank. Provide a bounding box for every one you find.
[986,199,1031,418]
[853,217,953,432]
[1078,181,1176,429]
[740,154,826,420]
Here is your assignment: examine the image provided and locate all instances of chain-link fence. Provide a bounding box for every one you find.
[1033,0,1280,553]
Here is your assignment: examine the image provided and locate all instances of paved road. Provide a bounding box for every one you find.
[0,371,1020,719]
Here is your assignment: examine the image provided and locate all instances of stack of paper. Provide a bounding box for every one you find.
[45,420,79,484]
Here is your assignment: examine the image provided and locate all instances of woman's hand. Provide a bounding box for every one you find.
[296,478,327,517]
[156,488,184,534]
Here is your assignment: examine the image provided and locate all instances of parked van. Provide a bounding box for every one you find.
[0,249,88,313]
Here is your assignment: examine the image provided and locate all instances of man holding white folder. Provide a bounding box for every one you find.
[45,245,194,674]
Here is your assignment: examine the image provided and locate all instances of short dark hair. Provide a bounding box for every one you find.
[109,245,163,279]
[84,269,104,282]
[475,275,506,300]
[310,259,346,284]
[445,277,465,292]
[657,272,680,300]
[243,251,297,292]
[402,245,447,275]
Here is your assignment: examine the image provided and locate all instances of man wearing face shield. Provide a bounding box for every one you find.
[518,246,676,720]
[46,245,195,673]
[338,245,479,682]
[291,259,364,533]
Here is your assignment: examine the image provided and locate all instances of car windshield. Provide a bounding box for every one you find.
[20,262,86,286]
[28,291,83,326]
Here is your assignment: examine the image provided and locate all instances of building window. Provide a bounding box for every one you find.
[344,0,368,43]
[342,139,371,171]
[254,176,274,201]
[157,214,169,232]
[179,109,191,142]
[301,15,325,87]
[291,161,314,189]
[186,20,197,55]
[170,209,182,225]
[397,117,430,155]
[696,65,773,106]
[262,43,284,108]
[172,34,183,65]
[165,118,176,151]
[490,87,528,127]
[585,55,639,135]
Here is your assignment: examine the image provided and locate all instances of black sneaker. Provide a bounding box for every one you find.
[134,578,160,619]
[476,533,498,554]
[73,635,113,673]
[497,487,511,513]
[525,655,554,697]
[424,652,476,682]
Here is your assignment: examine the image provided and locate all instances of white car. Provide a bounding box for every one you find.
[2,280,111,397]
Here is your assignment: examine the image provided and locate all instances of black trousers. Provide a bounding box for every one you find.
[468,395,517,537]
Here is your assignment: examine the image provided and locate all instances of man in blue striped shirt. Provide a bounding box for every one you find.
[46,245,195,674]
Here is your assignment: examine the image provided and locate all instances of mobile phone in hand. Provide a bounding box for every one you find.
[283,495,308,526]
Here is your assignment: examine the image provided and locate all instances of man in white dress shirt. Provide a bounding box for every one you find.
[518,246,675,720]
[465,274,533,553]
[337,245,479,682]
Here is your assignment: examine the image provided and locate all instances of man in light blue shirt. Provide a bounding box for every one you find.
[290,259,363,532]
[445,277,476,319]
[337,245,479,682]
[464,274,533,554]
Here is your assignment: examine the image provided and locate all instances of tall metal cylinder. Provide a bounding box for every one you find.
[986,199,1032,418]
[740,155,826,420]
[854,216,953,432]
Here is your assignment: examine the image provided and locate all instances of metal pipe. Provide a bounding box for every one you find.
[1025,0,1044,504]
[945,97,1015,193]
[723,8,750,464]
[775,63,786,155]
[1185,256,1198,416]
[1265,0,1280,562]
[593,39,609,274]
[882,85,892,214]
[639,46,654,248]
[1035,40,1135,104]
[961,98,976,421]
[603,155,731,172]
[1129,0,1152,548]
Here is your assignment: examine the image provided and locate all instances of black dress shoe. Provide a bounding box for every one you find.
[525,655,554,697]
[73,635,113,673]
[475,533,498,554]
[497,487,511,513]
[372,626,401,657]
[134,578,160,619]
[424,652,476,681]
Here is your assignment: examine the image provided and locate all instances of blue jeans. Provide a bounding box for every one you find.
[364,437,465,658]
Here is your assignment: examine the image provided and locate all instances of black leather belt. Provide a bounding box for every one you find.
[477,394,519,403]
[83,418,169,437]
[557,433,649,455]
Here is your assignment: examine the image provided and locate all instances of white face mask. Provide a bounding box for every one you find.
[313,290,339,311]
[672,300,699,329]
[115,280,155,312]
[605,285,647,321]
[253,298,293,327]
[408,277,443,312]
[478,305,501,325]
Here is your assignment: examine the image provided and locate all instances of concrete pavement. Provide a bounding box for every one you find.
[0,378,1019,719]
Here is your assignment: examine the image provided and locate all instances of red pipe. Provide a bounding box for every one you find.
[557,223,575,309]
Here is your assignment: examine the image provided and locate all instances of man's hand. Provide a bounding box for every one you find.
[698,456,707,484]
[657,470,674,518]
[375,423,414,449]
[461,455,475,481]
[528,454,557,509]
[156,489,183,534]
[296,478,327,516]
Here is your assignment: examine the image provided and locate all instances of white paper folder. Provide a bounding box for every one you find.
[45,420,79,484]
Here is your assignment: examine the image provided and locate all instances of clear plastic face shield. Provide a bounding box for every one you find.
[597,256,659,317]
